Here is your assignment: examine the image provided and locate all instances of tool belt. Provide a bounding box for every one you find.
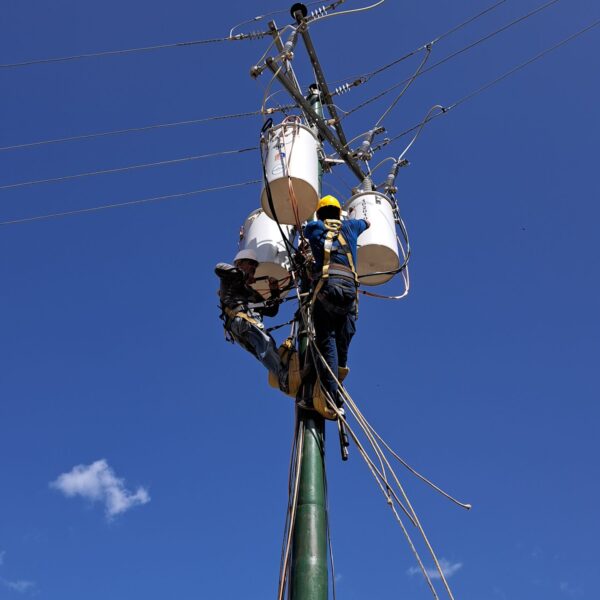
[312,262,357,282]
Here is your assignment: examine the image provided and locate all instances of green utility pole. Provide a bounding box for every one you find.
[290,86,328,600]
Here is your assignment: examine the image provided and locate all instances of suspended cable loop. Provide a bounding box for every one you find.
[0,147,257,191]
[374,44,432,128]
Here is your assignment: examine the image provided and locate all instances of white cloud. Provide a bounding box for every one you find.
[0,550,5,566]
[50,459,150,518]
[1,578,36,594]
[407,558,463,580]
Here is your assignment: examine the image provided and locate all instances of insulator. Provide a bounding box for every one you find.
[310,6,329,19]
[334,83,351,96]
[234,29,268,41]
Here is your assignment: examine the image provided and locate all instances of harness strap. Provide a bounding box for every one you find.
[311,219,359,309]
[224,306,262,328]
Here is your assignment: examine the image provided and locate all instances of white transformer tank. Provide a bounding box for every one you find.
[260,118,320,225]
[239,208,295,298]
[345,191,400,286]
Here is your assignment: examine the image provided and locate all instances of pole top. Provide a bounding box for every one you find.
[290,3,308,22]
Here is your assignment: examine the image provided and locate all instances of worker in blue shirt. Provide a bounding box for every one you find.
[303,195,370,412]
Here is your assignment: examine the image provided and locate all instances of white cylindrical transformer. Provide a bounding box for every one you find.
[260,118,320,225]
[345,191,399,286]
[239,208,295,298]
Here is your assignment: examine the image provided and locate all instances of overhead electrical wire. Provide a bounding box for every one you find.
[0,35,260,70]
[330,0,508,90]
[0,180,262,226]
[445,17,600,110]
[1,0,333,70]
[3,15,597,227]
[430,0,508,45]
[372,18,600,156]
[0,147,257,191]
[341,0,563,118]
[0,106,295,152]
[0,1,531,155]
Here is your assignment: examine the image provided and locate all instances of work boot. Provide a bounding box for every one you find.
[338,366,350,382]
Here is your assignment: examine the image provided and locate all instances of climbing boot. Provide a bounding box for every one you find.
[338,366,350,383]
[313,380,338,421]
[268,338,300,398]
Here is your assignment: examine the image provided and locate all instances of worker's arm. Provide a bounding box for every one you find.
[260,277,281,318]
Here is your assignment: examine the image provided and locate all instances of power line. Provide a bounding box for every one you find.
[431,0,508,45]
[330,0,508,93]
[5,17,597,226]
[0,147,257,191]
[0,106,295,152]
[342,0,563,118]
[447,18,600,110]
[374,18,600,153]
[0,180,262,226]
[0,33,275,70]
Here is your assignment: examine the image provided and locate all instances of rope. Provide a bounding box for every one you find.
[308,339,471,600]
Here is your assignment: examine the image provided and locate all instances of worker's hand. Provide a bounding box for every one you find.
[268,277,280,292]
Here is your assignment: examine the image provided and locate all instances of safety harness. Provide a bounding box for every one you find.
[308,219,360,421]
[223,303,265,329]
[310,218,359,311]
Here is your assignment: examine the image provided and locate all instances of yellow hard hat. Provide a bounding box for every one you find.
[317,195,341,212]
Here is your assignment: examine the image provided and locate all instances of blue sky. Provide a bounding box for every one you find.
[1,1,599,598]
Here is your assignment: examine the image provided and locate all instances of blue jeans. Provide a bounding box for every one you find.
[229,317,285,386]
[312,277,357,405]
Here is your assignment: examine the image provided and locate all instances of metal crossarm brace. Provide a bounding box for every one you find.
[266,57,366,182]
[268,21,285,53]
